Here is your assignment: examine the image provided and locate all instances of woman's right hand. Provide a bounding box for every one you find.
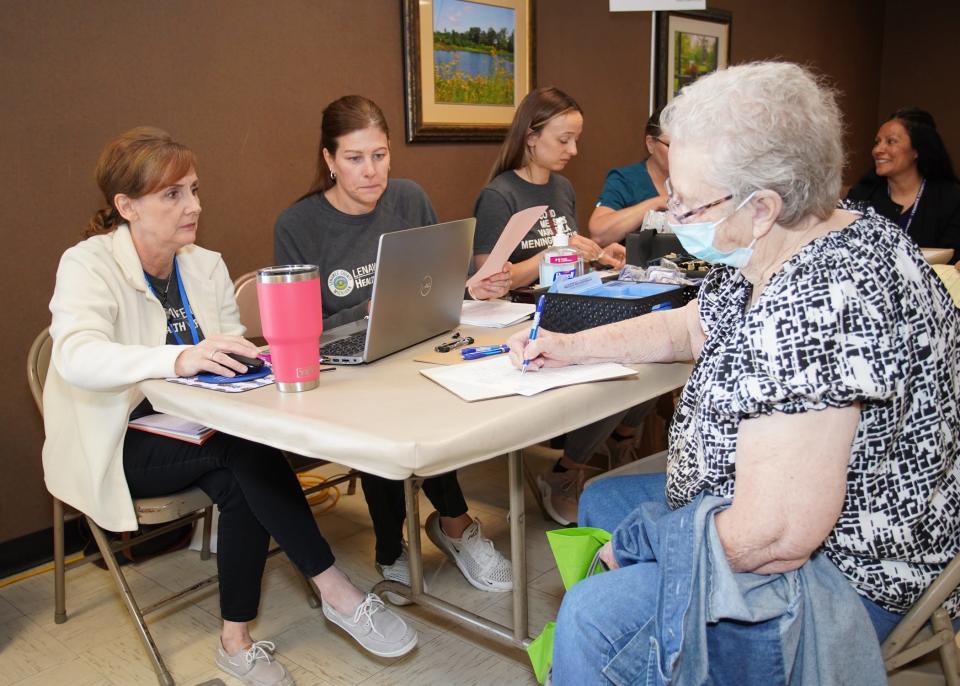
[598,541,620,570]
[568,233,606,263]
[174,334,260,378]
[506,328,579,371]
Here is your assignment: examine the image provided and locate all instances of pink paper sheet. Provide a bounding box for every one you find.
[466,205,548,287]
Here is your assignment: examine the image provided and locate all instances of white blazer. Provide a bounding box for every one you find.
[42,225,243,531]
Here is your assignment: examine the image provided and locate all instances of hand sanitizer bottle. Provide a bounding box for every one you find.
[539,232,580,287]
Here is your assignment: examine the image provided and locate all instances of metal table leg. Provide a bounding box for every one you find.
[371,455,532,650]
[508,449,529,642]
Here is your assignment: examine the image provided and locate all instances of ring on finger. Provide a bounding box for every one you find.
[208,349,218,361]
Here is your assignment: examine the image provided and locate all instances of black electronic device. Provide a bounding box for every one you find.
[225,352,265,374]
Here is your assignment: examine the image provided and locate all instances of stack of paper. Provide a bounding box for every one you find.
[420,355,636,402]
[460,300,535,328]
[128,413,217,445]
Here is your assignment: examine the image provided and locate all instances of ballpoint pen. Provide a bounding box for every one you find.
[460,344,510,354]
[461,348,509,360]
[521,295,545,376]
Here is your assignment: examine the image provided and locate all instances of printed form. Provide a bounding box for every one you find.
[420,355,636,402]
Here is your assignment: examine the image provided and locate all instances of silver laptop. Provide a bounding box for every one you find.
[319,218,475,364]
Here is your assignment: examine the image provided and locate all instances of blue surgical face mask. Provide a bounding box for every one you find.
[668,192,758,268]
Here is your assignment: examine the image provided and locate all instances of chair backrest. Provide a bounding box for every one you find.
[233,270,262,340]
[27,327,52,413]
[882,551,960,666]
[933,264,960,308]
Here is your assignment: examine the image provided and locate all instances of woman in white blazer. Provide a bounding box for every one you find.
[43,128,416,685]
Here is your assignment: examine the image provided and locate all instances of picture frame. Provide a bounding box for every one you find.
[402,0,535,143]
[654,8,731,109]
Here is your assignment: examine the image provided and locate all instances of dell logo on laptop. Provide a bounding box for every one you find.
[420,275,433,297]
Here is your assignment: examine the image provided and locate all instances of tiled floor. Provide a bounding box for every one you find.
[0,449,953,685]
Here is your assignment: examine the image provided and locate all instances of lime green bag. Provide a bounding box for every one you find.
[546,527,612,591]
[527,527,612,683]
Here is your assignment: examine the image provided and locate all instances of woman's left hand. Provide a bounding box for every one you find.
[468,262,512,300]
[598,541,620,570]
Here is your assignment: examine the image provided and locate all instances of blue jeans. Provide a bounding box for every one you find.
[551,473,903,685]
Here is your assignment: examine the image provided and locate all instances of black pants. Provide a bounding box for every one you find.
[360,472,468,566]
[123,430,335,622]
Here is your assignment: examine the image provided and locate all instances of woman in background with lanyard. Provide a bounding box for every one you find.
[44,127,417,686]
[847,107,960,253]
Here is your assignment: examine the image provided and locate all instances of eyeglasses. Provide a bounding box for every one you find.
[654,137,670,148]
[665,177,734,224]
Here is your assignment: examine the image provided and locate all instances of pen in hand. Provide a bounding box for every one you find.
[521,295,545,376]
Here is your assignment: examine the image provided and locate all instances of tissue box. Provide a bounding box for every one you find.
[539,281,698,334]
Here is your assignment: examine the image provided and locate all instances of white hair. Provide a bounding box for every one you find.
[661,61,844,226]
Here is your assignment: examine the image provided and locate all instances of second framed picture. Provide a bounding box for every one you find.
[402,0,535,143]
[654,9,732,109]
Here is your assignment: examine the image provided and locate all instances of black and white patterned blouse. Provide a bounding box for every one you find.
[666,206,960,616]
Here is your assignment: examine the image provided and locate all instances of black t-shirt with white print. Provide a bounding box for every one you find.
[129,269,205,420]
[274,179,438,330]
[473,171,578,266]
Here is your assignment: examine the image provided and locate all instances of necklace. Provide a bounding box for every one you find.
[147,270,174,308]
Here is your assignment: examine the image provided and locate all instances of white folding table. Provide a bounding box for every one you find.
[141,323,691,648]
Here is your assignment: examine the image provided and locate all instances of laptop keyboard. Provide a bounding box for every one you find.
[320,331,366,358]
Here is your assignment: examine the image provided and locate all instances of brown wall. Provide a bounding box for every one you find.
[877,1,960,178]
[0,0,893,543]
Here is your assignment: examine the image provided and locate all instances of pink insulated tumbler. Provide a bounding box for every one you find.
[256,265,323,392]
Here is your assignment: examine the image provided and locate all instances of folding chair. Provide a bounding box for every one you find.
[882,554,960,684]
[232,270,263,341]
[29,327,216,686]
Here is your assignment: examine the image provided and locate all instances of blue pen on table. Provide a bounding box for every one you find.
[461,348,509,360]
[460,344,510,354]
[521,294,546,376]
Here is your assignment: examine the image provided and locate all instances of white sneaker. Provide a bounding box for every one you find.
[425,512,513,592]
[376,544,429,606]
[536,470,579,526]
[322,593,418,658]
[216,639,294,686]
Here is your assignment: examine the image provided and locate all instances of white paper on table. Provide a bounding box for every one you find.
[466,205,548,287]
[420,355,637,402]
[460,300,535,328]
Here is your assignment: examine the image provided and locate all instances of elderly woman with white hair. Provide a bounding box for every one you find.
[509,62,960,683]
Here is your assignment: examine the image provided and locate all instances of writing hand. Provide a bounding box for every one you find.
[506,328,576,372]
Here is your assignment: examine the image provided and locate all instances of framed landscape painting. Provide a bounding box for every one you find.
[403,0,535,142]
[654,9,731,108]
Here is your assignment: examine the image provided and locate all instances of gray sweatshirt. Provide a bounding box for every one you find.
[473,171,578,265]
[274,179,438,329]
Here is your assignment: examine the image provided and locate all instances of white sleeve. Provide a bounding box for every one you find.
[49,251,183,392]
